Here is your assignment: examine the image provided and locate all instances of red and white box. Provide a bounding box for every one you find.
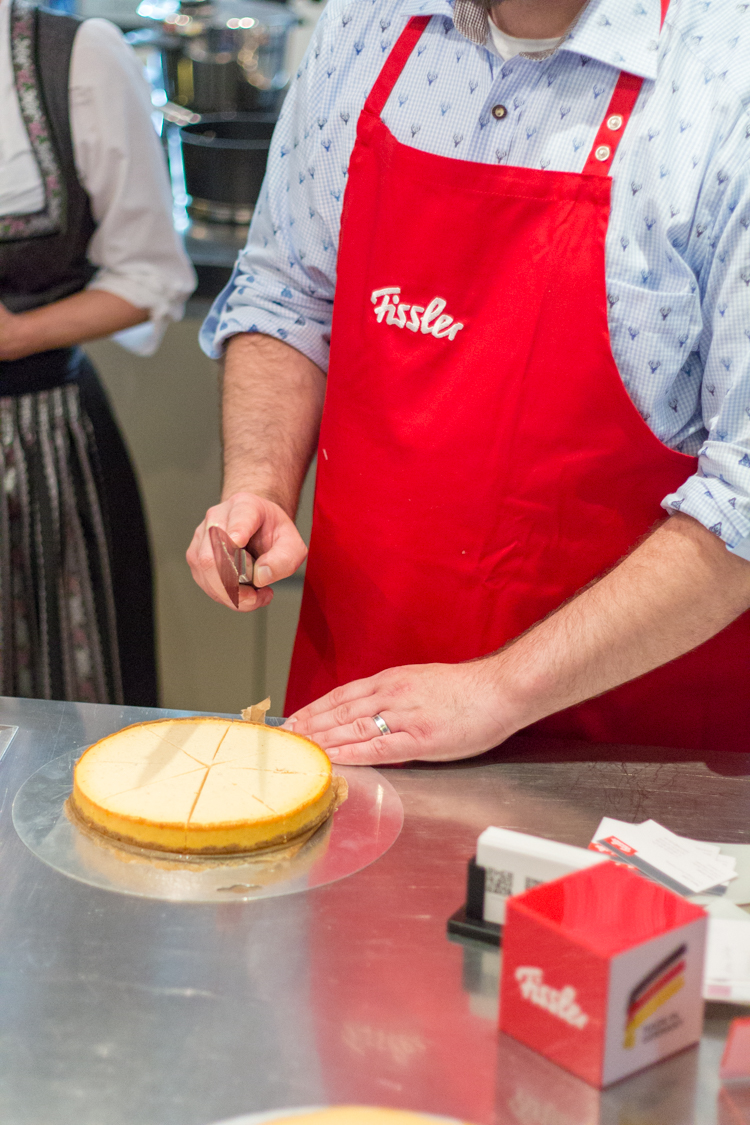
[499,862,707,1087]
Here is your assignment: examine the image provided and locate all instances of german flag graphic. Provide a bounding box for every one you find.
[623,944,687,1049]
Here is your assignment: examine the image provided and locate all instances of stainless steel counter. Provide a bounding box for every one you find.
[0,695,748,1125]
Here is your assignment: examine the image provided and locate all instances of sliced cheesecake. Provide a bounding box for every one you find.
[71,717,339,854]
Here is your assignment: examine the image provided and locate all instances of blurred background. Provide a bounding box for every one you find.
[65,0,328,713]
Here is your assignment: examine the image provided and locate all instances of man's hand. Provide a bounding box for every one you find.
[187,333,325,610]
[285,661,513,764]
[286,514,750,764]
[187,491,308,611]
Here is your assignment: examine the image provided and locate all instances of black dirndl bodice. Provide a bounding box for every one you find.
[0,1,156,705]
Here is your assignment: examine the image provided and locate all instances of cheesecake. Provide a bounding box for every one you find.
[70,717,340,854]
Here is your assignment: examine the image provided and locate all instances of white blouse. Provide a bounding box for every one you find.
[0,0,195,354]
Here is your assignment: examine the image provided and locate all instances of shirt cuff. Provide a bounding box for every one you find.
[728,536,750,561]
[200,274,332,370]
[662,470,750,553]
[87,267,196,356]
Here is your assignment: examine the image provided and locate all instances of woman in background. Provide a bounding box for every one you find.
[0,0,195,705]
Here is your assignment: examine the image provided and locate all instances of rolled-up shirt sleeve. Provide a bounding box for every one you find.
[662,149,750,558]
[199,2,345,369]
[70,18,196,356]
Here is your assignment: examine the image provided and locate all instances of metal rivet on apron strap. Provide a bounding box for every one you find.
[594,145,611,162]
[606,114,624,131]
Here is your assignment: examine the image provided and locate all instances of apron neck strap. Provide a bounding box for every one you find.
[364,15,430,119]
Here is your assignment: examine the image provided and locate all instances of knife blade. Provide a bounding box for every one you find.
[209,525,257,608]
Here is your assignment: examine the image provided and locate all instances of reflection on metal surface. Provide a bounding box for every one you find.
[12,748,403,902]
[210,1111,466,1125]
[719,1084,750,1125]
[374,783,384,836]
[454,940,501,1023]
[495,1032,699,1125]
[341,1023,428,1069]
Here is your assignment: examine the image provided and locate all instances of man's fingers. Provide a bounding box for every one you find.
[308,710,399,750]
[238,584,273,610]
[187,491,303,609]
[251,522,308,586]
[221,493,266,548]
[286,677,381,726]
[325,731,418,766]
[295,694,394,740]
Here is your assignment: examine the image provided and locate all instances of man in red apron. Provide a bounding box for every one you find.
[189,0,750,759]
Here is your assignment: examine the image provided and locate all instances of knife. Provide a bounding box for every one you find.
[209,525,257,608]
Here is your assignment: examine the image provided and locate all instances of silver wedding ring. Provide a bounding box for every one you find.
[372,713,391,736]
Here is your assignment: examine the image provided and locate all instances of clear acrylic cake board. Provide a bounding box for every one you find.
[12,748,403,903]
[0,725,18,763]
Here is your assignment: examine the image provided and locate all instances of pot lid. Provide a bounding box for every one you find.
[137,0,298,33]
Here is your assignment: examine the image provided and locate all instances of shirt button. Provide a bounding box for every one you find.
[594,145,611,162]
[491,104,508,120]
[606,114,623,131]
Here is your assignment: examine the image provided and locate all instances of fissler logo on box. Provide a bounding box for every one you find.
[514,967,590,1030]
[623,944,687,1049]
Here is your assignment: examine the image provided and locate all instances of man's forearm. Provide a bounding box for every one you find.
[221,333,327,516]
[494,512,750,731]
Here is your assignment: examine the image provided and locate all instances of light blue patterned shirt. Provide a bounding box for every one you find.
[200,0,750,557]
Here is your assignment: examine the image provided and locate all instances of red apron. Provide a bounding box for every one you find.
[286,8,750,752]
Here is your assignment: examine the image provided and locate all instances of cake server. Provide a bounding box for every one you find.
[209,525,257,608]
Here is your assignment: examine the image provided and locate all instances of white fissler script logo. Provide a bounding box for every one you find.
[515,967,590,1030]
[371,287,465,340]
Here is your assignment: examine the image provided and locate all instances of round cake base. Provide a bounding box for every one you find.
[13,747,403,902]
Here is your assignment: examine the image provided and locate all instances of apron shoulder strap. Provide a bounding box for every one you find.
[363,14,431,118]
[581,70,644,176]
[583,0,670,176]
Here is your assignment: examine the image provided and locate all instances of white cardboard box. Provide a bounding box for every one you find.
[477,826,608,924]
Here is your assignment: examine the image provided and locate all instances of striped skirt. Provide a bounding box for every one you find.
[0,354,157,705]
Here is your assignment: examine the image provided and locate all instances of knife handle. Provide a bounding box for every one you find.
[236,546,258,589]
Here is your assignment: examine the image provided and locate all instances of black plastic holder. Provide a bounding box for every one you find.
[447,855,502,946]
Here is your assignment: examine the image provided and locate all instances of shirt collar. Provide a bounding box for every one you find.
[400,0,662,79]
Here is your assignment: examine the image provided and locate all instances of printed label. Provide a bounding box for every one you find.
[604,835,637,856]
[486,868,514,897]
[623,944,686,1049]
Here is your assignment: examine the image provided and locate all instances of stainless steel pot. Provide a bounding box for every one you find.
[135,0,298,114]
[179,112,277,224]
